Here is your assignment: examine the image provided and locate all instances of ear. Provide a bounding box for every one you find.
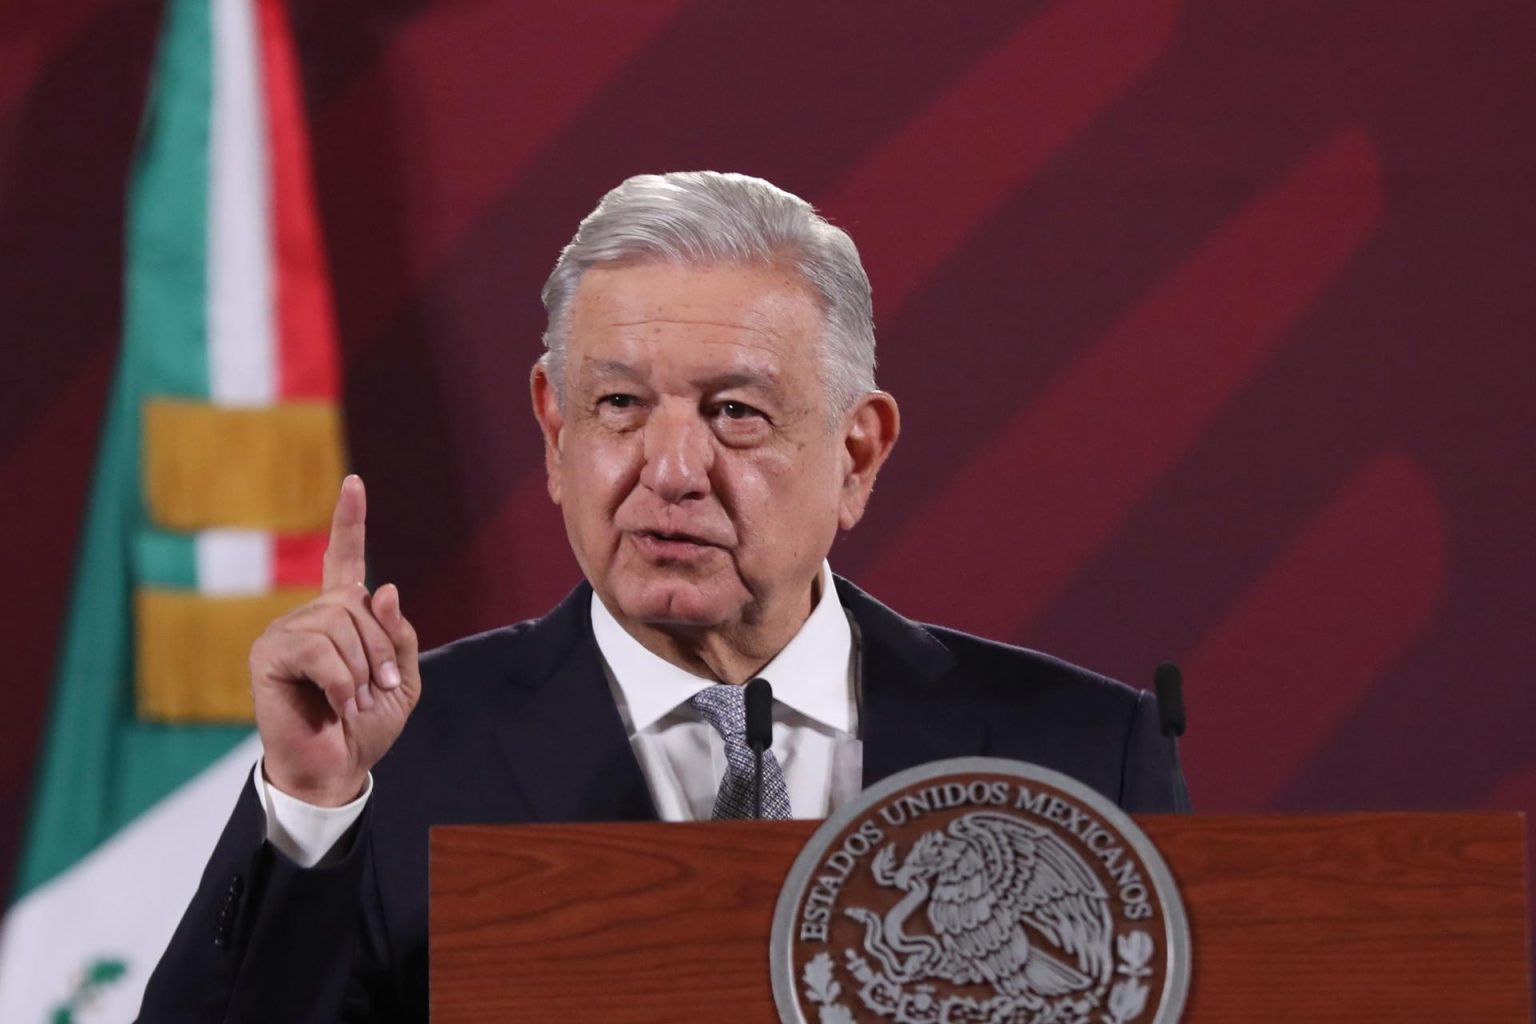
[530,359,566,506]
[838,390,900,530]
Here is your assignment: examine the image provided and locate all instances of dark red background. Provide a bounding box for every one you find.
[3,0,1532,931]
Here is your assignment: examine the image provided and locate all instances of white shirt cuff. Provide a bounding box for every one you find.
[254,758,372,868]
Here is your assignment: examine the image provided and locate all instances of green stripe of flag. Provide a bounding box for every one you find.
[135,530,199,589]
[13,0,248,900]
[124,0,213,400]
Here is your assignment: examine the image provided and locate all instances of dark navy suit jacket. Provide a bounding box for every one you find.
[138,577,1188,1022]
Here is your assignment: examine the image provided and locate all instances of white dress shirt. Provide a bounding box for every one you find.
[259,562,861,865]
[592,560,861,821]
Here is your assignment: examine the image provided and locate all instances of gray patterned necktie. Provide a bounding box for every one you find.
[689,683,793,820]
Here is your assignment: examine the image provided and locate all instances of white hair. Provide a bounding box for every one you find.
[540,171,876,414]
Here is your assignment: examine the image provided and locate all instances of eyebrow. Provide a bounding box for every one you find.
[577,360,780,393]
[694,370,780,393]
[579,359,647,384]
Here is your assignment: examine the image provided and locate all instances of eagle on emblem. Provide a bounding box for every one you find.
[846,811,1114,1005]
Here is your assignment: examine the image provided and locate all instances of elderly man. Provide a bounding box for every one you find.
[139,172,1187,1022]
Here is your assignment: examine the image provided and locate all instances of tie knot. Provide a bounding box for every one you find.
[689,683,747,741]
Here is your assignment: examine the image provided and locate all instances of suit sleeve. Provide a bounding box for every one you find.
[137,774,389,1023]
[1118,690,1192,813]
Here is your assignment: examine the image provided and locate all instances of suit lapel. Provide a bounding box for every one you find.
[838,577,985,786]
[490,584,658,824]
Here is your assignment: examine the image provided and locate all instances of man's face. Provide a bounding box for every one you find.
[532,262,878,642]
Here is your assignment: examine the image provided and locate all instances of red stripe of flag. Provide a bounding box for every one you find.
[274,532,329,588]
[255,0,341,401]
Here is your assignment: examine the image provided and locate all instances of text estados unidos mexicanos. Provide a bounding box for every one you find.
[798,781,1153,943]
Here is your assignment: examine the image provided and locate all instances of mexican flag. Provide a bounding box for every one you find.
[0,0,344,1018]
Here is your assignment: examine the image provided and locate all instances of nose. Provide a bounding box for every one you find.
[639,402,713,503]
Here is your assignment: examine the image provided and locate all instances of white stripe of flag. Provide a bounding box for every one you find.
[207,0,274,408]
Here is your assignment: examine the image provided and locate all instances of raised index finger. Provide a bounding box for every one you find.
[322,475,368,591]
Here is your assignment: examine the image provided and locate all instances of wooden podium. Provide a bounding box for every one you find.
[431,813,1532,1022]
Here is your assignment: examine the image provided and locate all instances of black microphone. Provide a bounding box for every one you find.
[1154,663,1193,812]
[744,677,773,820]
[1154,662,1186,738]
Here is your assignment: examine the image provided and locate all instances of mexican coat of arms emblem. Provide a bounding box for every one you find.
[771,758,1190,1024]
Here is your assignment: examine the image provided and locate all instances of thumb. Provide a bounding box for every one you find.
[372,583,420,699]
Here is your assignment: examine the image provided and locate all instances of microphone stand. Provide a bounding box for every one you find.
[753,747,763,820]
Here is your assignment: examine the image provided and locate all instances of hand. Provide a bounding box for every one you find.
[250,475,421,806]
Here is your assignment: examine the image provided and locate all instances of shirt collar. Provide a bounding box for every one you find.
[589,562,853,735]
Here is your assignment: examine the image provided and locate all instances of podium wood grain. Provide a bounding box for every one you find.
[430,813,1532,1022]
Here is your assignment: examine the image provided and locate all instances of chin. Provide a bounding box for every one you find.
[611,576,742,629]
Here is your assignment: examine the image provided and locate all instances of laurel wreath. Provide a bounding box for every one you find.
[1103,931,1153,1024]
[801,930,1158,1024]
[802,952,856,1024]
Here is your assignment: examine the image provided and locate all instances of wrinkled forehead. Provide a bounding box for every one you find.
[571,259,823,321]
[564,261,828,381]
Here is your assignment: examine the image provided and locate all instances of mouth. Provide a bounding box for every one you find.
[629,530,723,559]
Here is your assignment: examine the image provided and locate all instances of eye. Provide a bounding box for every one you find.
[709,400,770,445]
[594,392,647,430]
[717,401,761,421]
